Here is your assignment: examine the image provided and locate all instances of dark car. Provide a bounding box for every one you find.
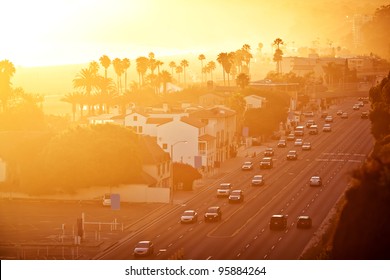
[264,148,274,157]
[286,150,298,160]
[228,190,244,203]
[270,214,288,230]
[260,157,273,169]
[297,216,312,229]
[133,240,154,257]
[204,206,222,222]
[361,111,369,119]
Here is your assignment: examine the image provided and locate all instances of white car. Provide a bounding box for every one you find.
[251,175,264,186]
[294,139,303,146]
[322,124,331,132]
[309,176,322,186]
[302,142,311,150]
[217,183,232,197]
[102,193,111,206]
[241,161,253,170]
[133,241,154,257]
[325,116,333,122]
[180,210,198,224]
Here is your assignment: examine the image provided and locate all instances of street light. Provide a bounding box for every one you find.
[170,140,187,204]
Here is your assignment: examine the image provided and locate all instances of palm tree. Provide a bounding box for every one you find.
[217,52,235,86]
[155,60,164,74]
[236,73,250,89]
[273,38,284,74]
[180,59,189,86]
[99,55,111,79]
[169,61,176,77]
[136,56,149,86]
[122,58,130,92]
[148,52,157,74]
[159,70,172,94]
[112,58,124,94]
[89,61,100,74]
[207,61,216,82]
[61,91,84,121]
[176,66,183,84]
[96,77,116,113]
[198,54,206,84]
[0,59,16,112]
[241,44,252,74]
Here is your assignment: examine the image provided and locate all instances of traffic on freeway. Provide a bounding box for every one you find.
[95,97,373,260]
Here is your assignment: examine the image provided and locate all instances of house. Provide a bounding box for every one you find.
[189,106,237,166]
[138,135,171,188]
[157,116,206,168]
[244,95,267,110]
[198,92,228,108]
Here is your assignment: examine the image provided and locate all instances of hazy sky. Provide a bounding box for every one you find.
[1,0,386,67]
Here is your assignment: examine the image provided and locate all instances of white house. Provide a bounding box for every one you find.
[157,116,206,168]
[244,95,267,110]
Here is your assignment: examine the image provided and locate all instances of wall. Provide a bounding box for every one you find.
[0,184,170,203]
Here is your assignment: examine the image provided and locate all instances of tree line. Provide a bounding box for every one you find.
[330,71,390,259]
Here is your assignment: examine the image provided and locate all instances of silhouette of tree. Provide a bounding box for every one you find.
[180,59,189,86]
[273,38,284,74]
[136,56,149,86]
[99,55,111,79]
[0,59,16,112]
[198,54,206,84]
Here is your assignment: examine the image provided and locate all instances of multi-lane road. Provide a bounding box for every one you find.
[97,97,373,260]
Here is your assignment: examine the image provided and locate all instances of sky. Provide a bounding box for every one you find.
[0,0,387,67]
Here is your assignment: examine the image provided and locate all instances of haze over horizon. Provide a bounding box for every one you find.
[1,0,388,67]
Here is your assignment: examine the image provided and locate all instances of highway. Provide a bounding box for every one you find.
[97,97,373,260]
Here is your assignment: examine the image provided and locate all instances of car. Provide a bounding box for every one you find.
[102,193,111,206]
[358,101,364,107]
[264,147,274,157]
[260,157,273,169]
[286,133,295,141]
[297,216,312,229]
[269,214,288,230]
[241,161,253,170]
[309,176,322,186]
[303,111,314,117]
[336,110,343,116]
[133,240,154,257]
[204,206,222,222]
[322,123,331,132]
[361,111,369,119]
[277,139,286,148]
[309,125,318,135]
[294,138,303,146]
[302,142,311,150]
[180,210,198,224]
[353,104,360,110]
[251,175,264,186]
[321,112,328,118]
[286,150,298,160]
[325,115,333,122]
[305,120,315,128]
[341,112,348,119]
[217,183,232,197]
[228,190,244,203]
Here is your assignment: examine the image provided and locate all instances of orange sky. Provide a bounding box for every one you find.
[1,0,387,67]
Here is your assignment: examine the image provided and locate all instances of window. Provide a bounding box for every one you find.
[133,115,138,121]
[162,143,168,149]
[138,126,143,133]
